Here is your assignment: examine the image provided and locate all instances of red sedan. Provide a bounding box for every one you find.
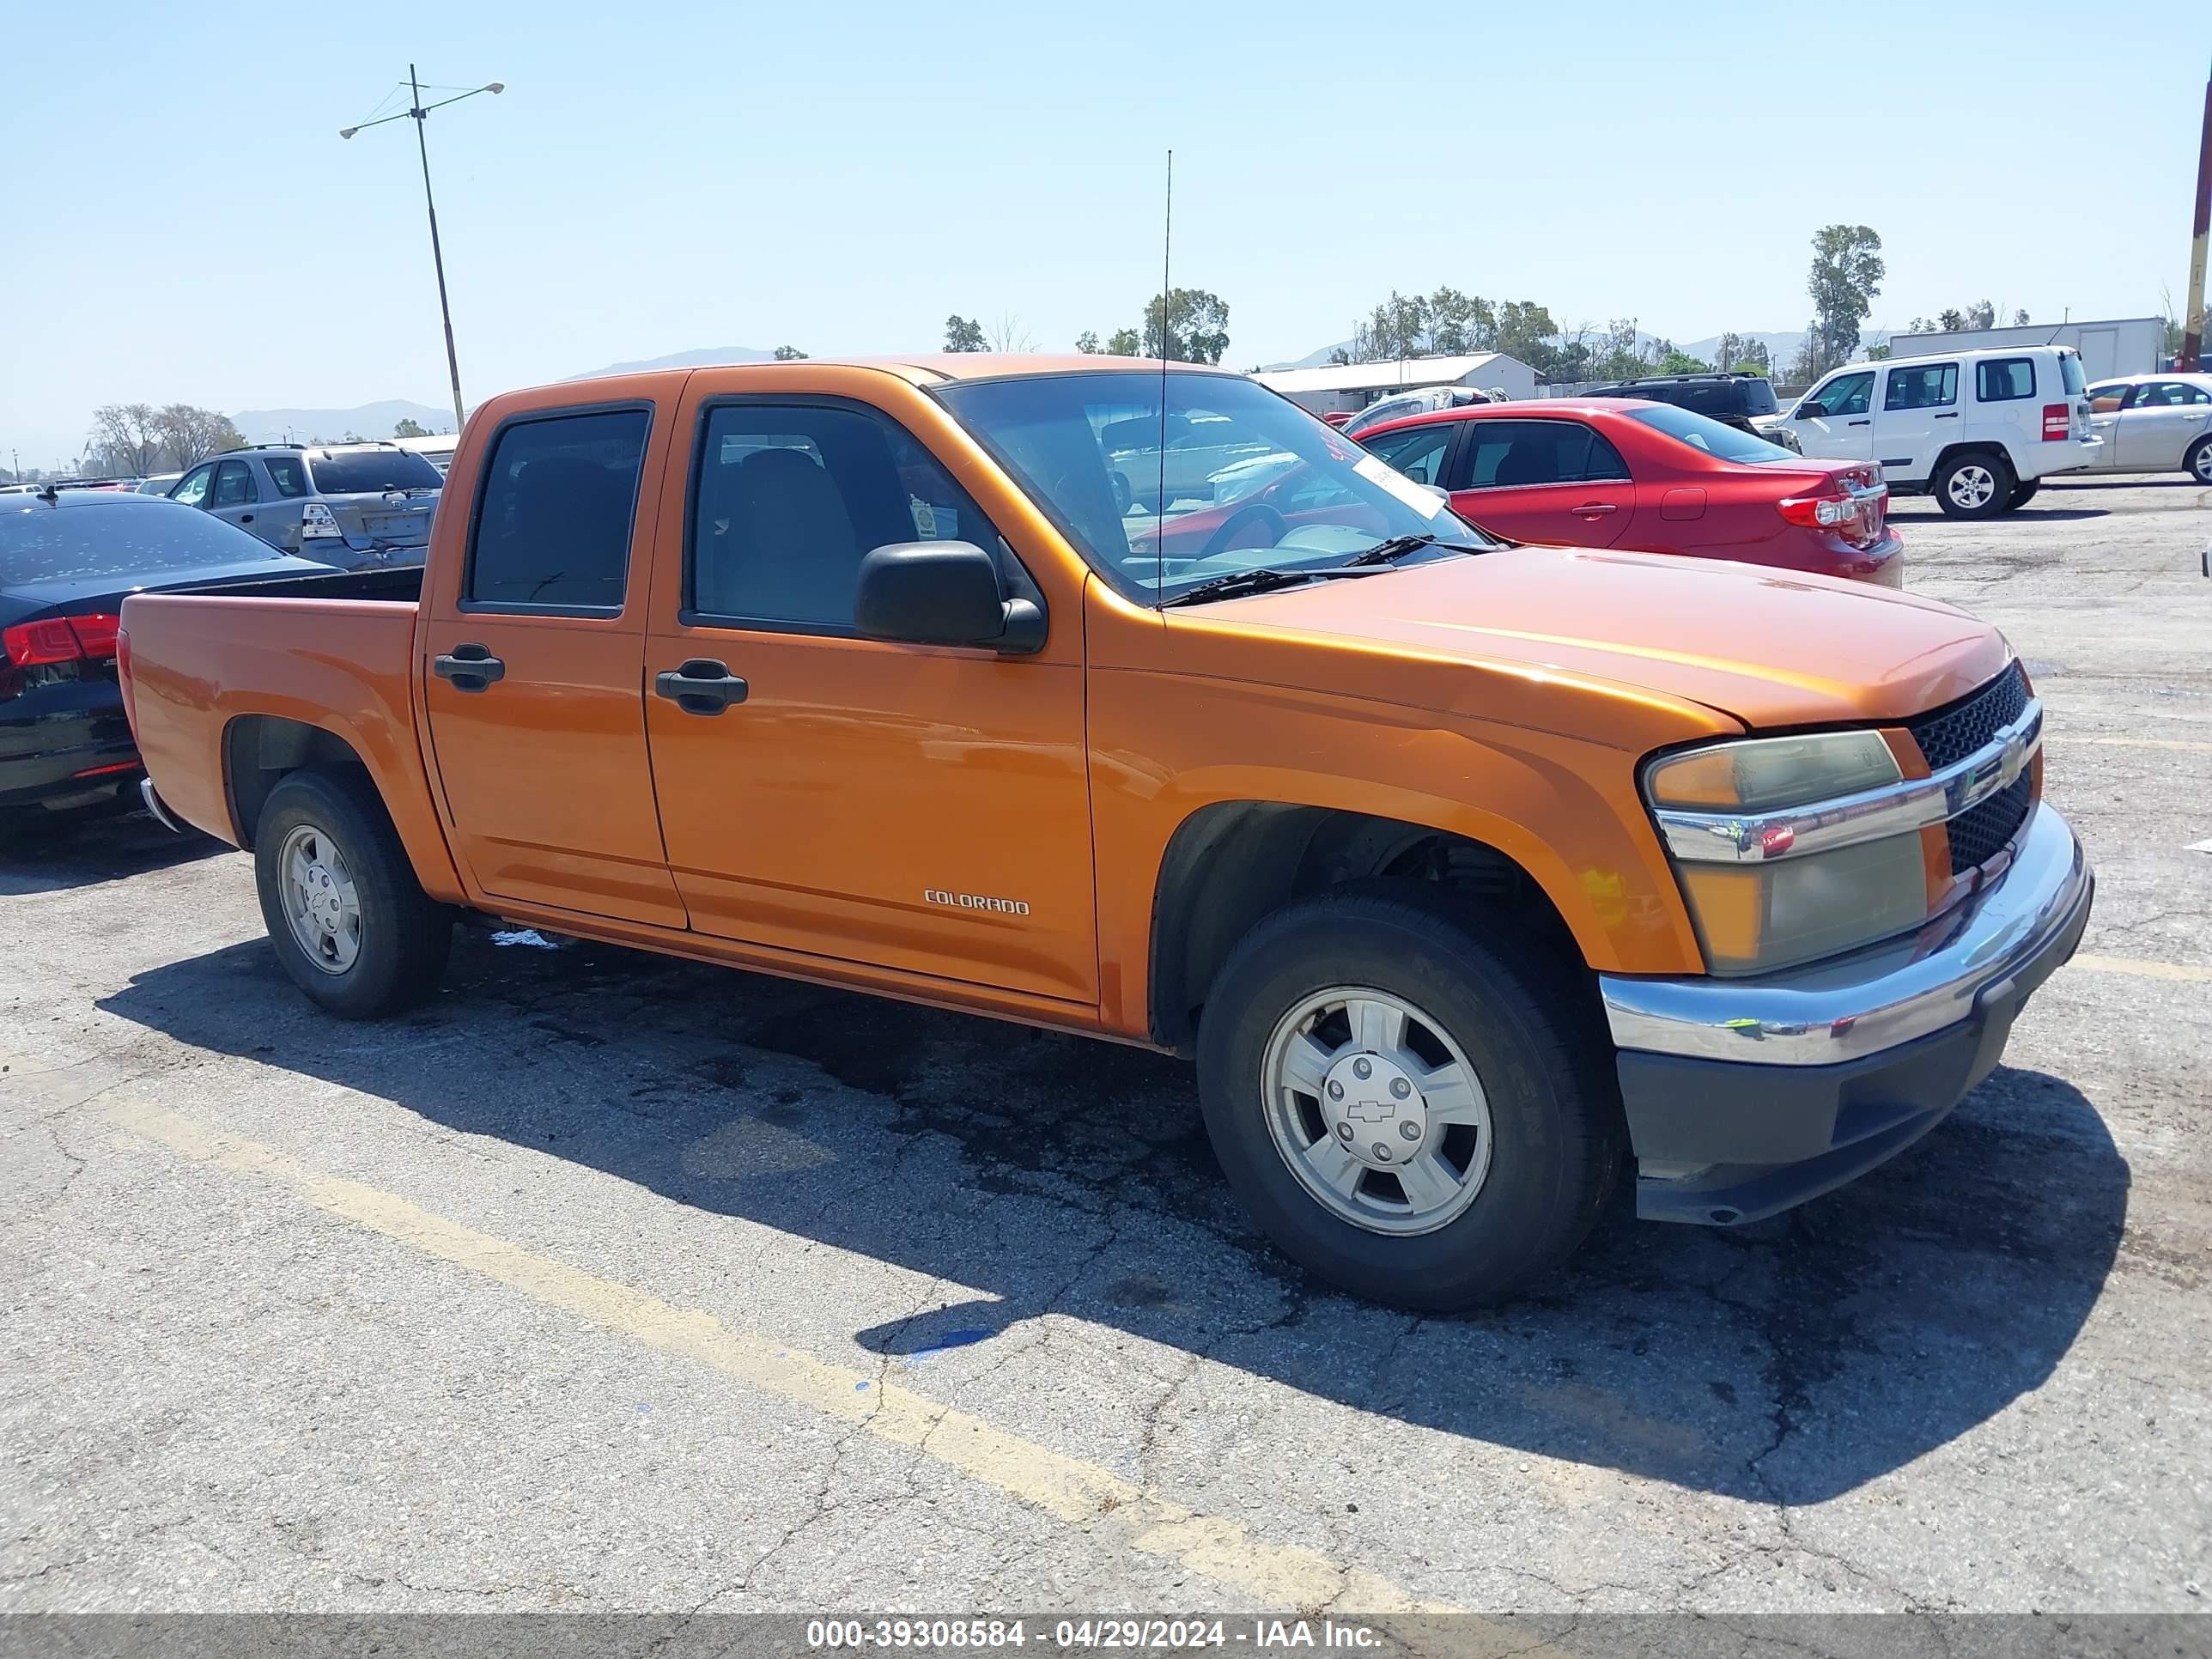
[1354,398,1904,584]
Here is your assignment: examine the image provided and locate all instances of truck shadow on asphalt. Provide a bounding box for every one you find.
[100,929,2129,1505]
[0,811,224,897]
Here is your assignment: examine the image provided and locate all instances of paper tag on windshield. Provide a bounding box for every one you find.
[1353,453,1447,520]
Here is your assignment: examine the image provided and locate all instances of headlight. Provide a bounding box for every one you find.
[1646,731,1929,976]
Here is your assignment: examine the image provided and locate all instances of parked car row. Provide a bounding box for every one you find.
[162,441,444,568]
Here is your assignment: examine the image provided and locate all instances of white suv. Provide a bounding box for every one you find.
[1775,346,2101,518]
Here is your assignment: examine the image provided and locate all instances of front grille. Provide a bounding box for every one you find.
[1904,663,2033,873]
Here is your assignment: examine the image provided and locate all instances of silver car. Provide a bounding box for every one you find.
[2077,374,2212,483]
[167,442,442,568]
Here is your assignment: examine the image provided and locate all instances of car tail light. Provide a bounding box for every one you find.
[1778,494,1853,528]
[1,612,122,665]
[300,501,343,539]
[2042,404,2071,441]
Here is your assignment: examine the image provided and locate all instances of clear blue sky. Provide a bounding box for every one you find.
[3,0,2203,468]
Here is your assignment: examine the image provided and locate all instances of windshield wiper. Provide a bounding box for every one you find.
[1340,532,1492,567]
[1162,566,1376,608]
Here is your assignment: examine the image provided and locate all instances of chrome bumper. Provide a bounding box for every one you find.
[139,776,187,836]
[1601,801,2091,1068]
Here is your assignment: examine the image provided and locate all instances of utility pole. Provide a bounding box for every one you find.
[2185,52,2212,371]
[340,69,503,435]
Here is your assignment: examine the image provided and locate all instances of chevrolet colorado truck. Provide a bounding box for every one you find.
[119,356,2094,1309]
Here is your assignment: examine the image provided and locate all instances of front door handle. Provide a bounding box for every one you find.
[1933,411,1959,420]
[1571,501,1618,516]
[1847,418,1871,427]
[655,659,750,716]
[434,642,506,692]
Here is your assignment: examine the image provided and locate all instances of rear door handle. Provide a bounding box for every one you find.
[1571,501,1618,516]
[433,642,506,692]
[655,659,750,716]
[239,513,255,523]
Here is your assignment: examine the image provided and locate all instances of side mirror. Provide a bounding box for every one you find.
[1797,401,1827,419]
[854,541,1045,654]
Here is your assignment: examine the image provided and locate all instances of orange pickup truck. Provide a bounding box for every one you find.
[120,356,2093,1308]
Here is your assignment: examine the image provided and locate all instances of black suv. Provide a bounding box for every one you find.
[1581,372,1794,446]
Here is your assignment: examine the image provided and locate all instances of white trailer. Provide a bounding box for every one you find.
[1880,317,2166,381]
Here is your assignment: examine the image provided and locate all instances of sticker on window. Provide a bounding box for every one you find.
[1353,453,1447,520]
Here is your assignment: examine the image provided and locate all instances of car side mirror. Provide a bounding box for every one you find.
[854,541,1045,654]
[1797,401,1827,419]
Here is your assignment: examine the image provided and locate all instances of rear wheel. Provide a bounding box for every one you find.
[1194,885,1620,1310]
[254,767,453,1018]
[1935,451,2016,519]
[2008,478,2040,508]
[2187,436,2212,485]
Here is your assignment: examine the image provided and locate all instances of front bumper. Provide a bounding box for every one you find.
[1597,801,2093,1224]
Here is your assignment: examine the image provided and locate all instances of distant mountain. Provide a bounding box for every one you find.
[1259,340,1356,372]
[565,345,776,379]
[233,399,455,443]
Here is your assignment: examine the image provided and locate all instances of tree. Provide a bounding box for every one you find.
[1656,348,1712,374]
[1732,340,1772,376]
[151,404,244,468]
[2013,308,2030,326]
[1074,331,1103,354]
[985,312,1036,353]
[1806,224,1884,376]
[1138,289,1230,364]
[1325,345,1351,366]
[393,416,428,439]
[88,404,163,477]
[1963,300,1996,331]
[1493,300,1560,371]
[773,345,808,361]
[1713,332,1745,375]
[1105,326,1141,356]
[944,315,988,353]
[1588,318,1644,380]
[1359,291,1429,363]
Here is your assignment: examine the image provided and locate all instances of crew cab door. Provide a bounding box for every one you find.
[1443,417,1634,547]
[417,394,687,927]
[1790,369,1876,465]
[640,372,1097,1005]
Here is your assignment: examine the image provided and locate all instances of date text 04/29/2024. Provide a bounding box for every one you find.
[805,1620,1388,1650]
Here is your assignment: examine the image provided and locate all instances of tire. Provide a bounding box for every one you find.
[1934,450,2016,519]
[253,766,453,1018]
[1194,884,1622,1310]
[1110,471,1133,514]
[2008,478,2040,508]
[2187,436,2212,485]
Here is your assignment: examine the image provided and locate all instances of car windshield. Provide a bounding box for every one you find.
[0,500,289,584]
[933,371,1490,601]
[1626,404,1800,464]
[304,447,444,495]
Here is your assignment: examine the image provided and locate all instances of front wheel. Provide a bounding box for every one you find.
[1194,886,1621,1310]
[254,767,453,1018]
[1935,451,2016,518]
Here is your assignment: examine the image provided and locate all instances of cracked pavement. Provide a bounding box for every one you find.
[1,475,2207,1615]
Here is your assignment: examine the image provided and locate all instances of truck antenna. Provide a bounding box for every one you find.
[1156,148,1172,609]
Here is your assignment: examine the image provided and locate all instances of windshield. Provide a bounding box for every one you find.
[1626,404,1801,464]
[933,371,1488,601]
[0,500,288,584]
[304,447,444,495]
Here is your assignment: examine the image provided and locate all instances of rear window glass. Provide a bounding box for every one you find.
[265,455,310,497]
[2059,353,2086,395]
[467,409,649,610]
[0,499,289,583]
[1625,404,1799,463]
[305,447,443,495]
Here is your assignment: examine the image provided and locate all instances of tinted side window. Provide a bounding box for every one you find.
[690,403,1006,631]
[1361,423,1455,486]
[1455,421,1624,488]
[2136,381,2212,406]
[466,409,648,610]
[1977,358,2037,402]
[264,455,309,497]
[1883,364,1957,410]
[213,459,258,506]
[1811,372,1875,416]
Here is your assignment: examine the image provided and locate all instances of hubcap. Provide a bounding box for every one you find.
[1260,988,1493,1237]
[1948,465,1996,509]
[2195,447,2212,483]
[276,822,362,975]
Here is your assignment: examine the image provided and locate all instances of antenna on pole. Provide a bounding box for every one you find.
[1153,149,1173,608]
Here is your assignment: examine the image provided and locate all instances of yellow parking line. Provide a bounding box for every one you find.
[2065,953,2212,983]
[69,1086,1474,1620]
